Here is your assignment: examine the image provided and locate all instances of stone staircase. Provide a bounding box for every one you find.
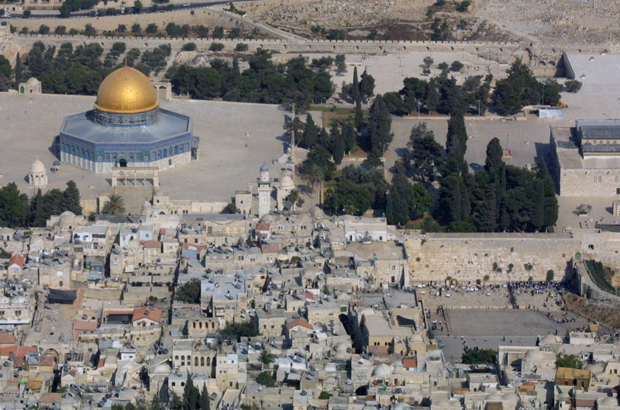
[114,186,154,215]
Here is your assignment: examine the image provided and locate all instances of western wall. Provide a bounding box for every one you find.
[404,232,580,284]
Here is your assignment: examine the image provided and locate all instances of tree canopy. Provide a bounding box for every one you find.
[167,51,334,111]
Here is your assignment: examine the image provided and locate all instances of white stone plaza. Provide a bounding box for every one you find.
[0,92,288,202]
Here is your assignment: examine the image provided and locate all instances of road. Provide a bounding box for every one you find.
[5,0,256,19]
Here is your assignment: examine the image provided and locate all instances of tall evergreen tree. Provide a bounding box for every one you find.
[30,189,45,227]
[182,373,200,410]
[351,66,360,102]
[368,95,393,156]
[301,114,319,148]
[355,98,364,132]
[199,385,210,410]
[359,69,375,99]
[331,127,345,165]
[62,180,82,215]
[475,184,498,232]
[342,122,356,154]
[0,183,30,228]
[485,137,503,172]
[14,53,23,85]
[444,112,468,176]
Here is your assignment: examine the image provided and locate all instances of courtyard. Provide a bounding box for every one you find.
[0,92,288,202]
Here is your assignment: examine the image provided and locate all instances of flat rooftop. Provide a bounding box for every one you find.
[0,93,287,201]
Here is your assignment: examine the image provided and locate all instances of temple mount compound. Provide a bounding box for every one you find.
[58,66,197,174]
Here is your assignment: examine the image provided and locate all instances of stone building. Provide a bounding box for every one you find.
[550,120,620,196]
[28,159,47,188]
[58,67,196,174]
[18,78,42,95]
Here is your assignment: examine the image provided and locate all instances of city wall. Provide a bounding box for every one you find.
[8,32,617,68]
[404,232,579,284]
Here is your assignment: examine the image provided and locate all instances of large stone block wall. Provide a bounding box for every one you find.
[558,168,620,197]
[405,233,579,284]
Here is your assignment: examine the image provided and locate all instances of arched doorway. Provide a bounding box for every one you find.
[119,159,127,167]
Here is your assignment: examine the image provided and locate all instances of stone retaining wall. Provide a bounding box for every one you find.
[405,233,579,284]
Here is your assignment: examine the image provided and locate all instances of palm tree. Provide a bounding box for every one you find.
[102,194,126,215]
[301,164,324,204]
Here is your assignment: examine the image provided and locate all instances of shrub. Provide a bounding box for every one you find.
[451,60,464,71]
[209,42,224,51]
[462,348,496,365]
[38,24,50,34]
[565,80,582,93]
[524,263,533,271]
[181,42,197,51]
[235,43,248,52]
[256,372,277,387]
[546,270,554,282]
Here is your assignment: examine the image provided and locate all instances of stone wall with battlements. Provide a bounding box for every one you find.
[405,232,579,284]
[7,33,617,67]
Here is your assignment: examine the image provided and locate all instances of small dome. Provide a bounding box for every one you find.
[539,334,560,345]
[0,297,10,305]
[280,172,295,190]
[524,350,545,360]
[154,189,166,197]
[142,201,152,213]
[334,342,349,353]
[585,363,605,375]
[26,77,40,85]
[502,392,520,402]
[58,211,76,229]
[485,393,504,402]
[95,67,158,114]
[53,160,61,166]
[260,163,269,172]
[372,363,393,378]
[30,160,45,173]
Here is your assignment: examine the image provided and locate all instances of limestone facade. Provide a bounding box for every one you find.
[405,233,579,284]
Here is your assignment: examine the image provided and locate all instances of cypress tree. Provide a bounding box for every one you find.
[183,373,200,410]
[14,53,23,85]
[531,179,545,231]
[351,66,360,102]
[331,129,345,165]
[63,180,82,215]
[199,385,210,410]
[318,127,330,149]
[342,123,356,154]
[30,189,45,227]
[475,184,498,232]
[302,114,319,148]
[355,98,364,132]
[368,95,393,155]
[485,137,503,172]
[359,69,375,99]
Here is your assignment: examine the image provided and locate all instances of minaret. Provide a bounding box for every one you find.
[257,163,272,217]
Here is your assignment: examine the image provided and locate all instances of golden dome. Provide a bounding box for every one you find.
[94,67,159,114]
